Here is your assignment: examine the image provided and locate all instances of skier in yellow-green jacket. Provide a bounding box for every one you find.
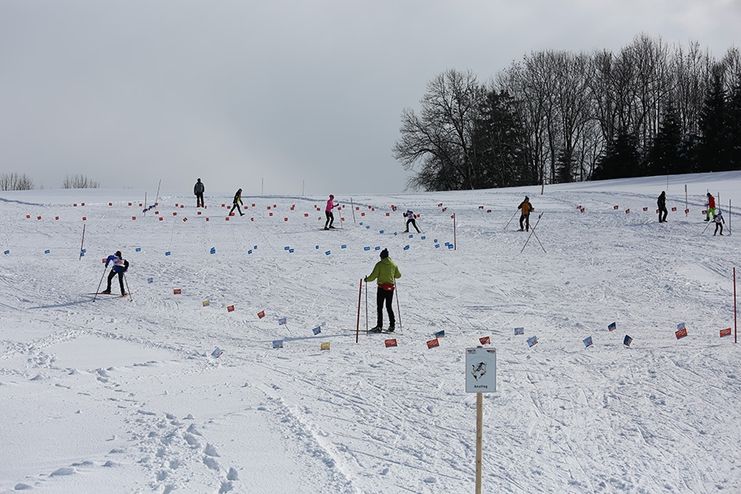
[365,248,401,332]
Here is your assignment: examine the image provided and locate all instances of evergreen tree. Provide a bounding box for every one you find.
[592,130,640,180]
[470,89,530,188]
[696,67,728,171]
[727,74,741,169]
[645,103,682,176]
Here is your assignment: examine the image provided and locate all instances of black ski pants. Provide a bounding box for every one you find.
[196,193,204,208]
[520,214,530,231]
[106,270,125,294]
[658,207,668,222]
[230,203,243,215]
[714,223,723,235]
[404,218,420,233]
[324,211,334,229]
[376,287,395,328]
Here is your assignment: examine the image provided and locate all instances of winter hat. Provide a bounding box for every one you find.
[525,196,529,200]
[115,250,122,257]
[329,194,334,199]
[380,248,389,259]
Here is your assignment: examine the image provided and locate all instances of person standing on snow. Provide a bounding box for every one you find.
[101,251,129,296]
[365,248,401,333]
[324,194,337,230]
[518,196,534,232]
[705,192,716,221]
[657,191,668,223]
[194,178,205,208]
[713,210,725,236]
[229,188,244,216]
[403,209,421,233]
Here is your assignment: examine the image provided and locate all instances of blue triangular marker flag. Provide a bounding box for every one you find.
[341,244,347,249]
[676,322,686,330]
[135,247,141,252]
[44,249,50,254]
[147,277,154,283]
[211,347,224,358]
[527,336,538,347]
[278,317,287,326]
[583,336,593,348]
[403,245,410,250]
[608,322,617,331]
[210,247,217,254]
[3,250,10,255]
[289,248,294,253]
[325,250,331,256]
[374,246,381,251]
[272,340,284,349]
[312,326,321,335]
[514,327,525,335]
[165,251,171,256]
[434,330,445,338]
[284,246,290,251]
[623,335,633,347]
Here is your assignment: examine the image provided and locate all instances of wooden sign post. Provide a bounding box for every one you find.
[465,346,497,494]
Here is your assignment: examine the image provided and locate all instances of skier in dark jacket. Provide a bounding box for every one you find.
[403,209,421,233]
[657,191,668,223]
[101,251,129,296]
[194,178,205,208]
[229,188,244,216]
[518,196,534,232]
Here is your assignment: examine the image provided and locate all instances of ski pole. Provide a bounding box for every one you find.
[531,230,547,254]
[365,279,369,333]
[123,273,133,302]
[93,264,108,301]
[78,224,86,260]
[355,278,362,343]
[701,219,712,235]
[503,209,518,231]
[395,282,402,333]
[520,212,544,254]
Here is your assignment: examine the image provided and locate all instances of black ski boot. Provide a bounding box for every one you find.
[369,326,383,333]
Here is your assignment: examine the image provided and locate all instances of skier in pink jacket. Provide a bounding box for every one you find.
[324,194,337,230]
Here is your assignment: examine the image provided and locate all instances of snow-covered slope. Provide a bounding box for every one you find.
[1,172,739,493]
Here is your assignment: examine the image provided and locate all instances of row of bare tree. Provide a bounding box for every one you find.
[395,35,741,190]
[0,173,100,191]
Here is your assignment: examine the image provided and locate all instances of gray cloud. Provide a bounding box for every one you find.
[1,0,739,195]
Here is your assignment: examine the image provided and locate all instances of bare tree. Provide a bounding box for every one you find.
[0,172,34,191]
[63,174,100,189]
[394,69,484,190]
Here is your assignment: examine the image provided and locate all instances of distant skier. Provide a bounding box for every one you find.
[365,248,401,333]
[713,210,725,236]
[100,251,129,296]
[518,196,534,232]
[194,178,205,208]
[705,193,716,221]
[230,188,244,216]
[324,194,337,230]
[657,191,668,223]
[403,209,421,233]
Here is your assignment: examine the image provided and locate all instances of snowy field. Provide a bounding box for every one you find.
[1,171,740,494]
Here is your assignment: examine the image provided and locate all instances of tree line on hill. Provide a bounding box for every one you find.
[0,173,100,191]
[394,34,741,191]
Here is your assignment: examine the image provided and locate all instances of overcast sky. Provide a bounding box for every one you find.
[1,0,740,196]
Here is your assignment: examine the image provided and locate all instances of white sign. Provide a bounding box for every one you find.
[465,347,497,393]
